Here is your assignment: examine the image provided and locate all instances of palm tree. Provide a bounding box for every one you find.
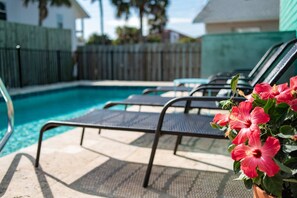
[110,0,169,42]
[91,0,104,36]
[23,0,71,26]
[147,0,169,35]
[110,0,131,20]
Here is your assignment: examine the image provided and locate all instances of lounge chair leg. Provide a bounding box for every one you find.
[98,129,101,134]
[173,135,182,155]
[35,130,44,168]
[35,123,58,168]
[124,105,127,110]
[80,128,85,146]
[143,132,161,188]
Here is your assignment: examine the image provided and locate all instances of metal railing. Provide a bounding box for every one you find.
[0,78,14,153]
[0,46,73,88]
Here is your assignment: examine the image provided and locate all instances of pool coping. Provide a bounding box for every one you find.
[7,80,172,97]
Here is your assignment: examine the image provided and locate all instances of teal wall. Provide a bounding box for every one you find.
[280,0,297,33]
[201,31,296,78]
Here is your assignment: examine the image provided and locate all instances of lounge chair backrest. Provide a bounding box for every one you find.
[0,78,14,153]
[250,39,297,87]
[264,42,297,85]
[248,42,283,79]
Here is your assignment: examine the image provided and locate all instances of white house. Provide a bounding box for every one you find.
[0,0,89,51]
[193,0,279,34]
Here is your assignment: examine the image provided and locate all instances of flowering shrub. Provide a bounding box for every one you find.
[211,75,297,197]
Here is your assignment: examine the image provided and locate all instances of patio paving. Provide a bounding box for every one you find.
[0,81,253,197]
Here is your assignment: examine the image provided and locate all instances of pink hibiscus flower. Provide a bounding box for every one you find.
[229,101,270,145]
[290,76,297,90]
[231,133,280,178]
[254,83,291,103]
[212,113,229,126]
[288,76,297,111]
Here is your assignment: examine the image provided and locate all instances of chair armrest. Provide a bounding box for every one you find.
[197,83,251,87]
[208,76,248,84]
[190,85,253,96]
[142,88,160,95]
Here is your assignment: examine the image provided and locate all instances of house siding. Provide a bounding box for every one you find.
[5,0,78,50]
[280,0,297,31]
[206,20,279,34]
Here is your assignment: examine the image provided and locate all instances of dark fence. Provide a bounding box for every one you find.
[0,47,73,88]
[77,43,201,81]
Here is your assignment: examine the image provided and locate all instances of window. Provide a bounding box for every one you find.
[56,14,63,29]
[0,2,6,20]
[233,27,261,33]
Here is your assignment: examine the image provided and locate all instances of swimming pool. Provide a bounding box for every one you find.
[0,86,150,157]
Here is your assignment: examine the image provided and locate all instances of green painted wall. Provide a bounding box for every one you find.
[201,31,296,78]
[280,0,297,32]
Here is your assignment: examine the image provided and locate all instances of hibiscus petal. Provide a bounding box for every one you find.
[213,113,229,126]
[229,119,247,130]
[257,157,280,177]
[229,102,253,130]
[251,107,270,124]
[277,83,289,92]
[261,136,281,157]
[238,101,253,117]
[248,131,261,148]
[232,128,253,145]
[254,83,271,94]
[241,157,259,178]
[290,76,297,90]
[275,89,293,104]
[231,144,250,161]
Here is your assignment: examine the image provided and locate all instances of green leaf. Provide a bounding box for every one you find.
[279,125,295,135]
[233,161,240,174]
[274,159,292,174]
[277,133,294,139]
[230,74,240,95]
[210,122,219,129]
[283,145,297,153]
[234,172,248,180]
[243,179,253,189]
[253,174,263,186]
[219,99,233,110]
[228,144,236,153]
[284,157,297,170]
[263,99,275,113]
[253,94,267,107]
[263,174,283,197]
[269,104,289,125]
[283,178,297,183]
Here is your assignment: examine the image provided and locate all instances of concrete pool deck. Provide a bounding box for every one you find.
[0,81,252,198]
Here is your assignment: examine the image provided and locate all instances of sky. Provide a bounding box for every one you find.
[76,0,207,40]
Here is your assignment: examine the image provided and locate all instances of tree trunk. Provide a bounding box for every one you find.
[139,8,143,43]
[98,0,105,44]
[99,0,104,35]
[38,0,47,26]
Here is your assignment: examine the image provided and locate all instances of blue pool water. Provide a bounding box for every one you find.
[0,86,149,157]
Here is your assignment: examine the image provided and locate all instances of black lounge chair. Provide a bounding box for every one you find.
[35,41,297,188]
[142,41,285,95]
[104,39,297,110]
